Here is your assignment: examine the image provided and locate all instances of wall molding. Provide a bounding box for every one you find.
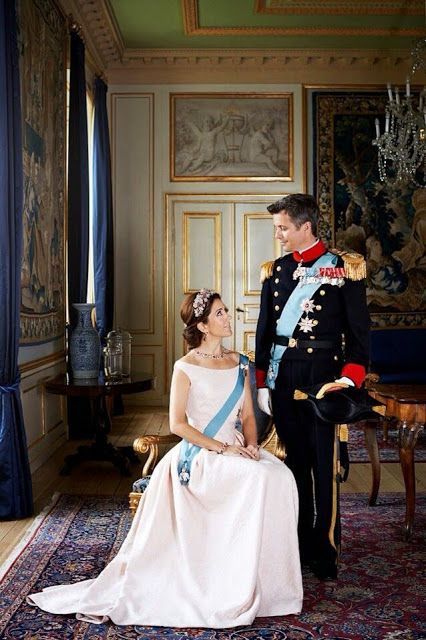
[119,47,412,67]
[20,350,66,375]
[107,48,426,85]
[255,0,423,15]
[182,0,424,36]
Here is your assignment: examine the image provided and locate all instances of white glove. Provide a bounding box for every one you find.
[335,376,355,387]
[257,388,273,416]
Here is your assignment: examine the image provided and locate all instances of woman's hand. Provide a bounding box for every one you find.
[223,444,259,460]
[246,444,260,460]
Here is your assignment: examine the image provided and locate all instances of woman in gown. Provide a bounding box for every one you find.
[28,289,303,628]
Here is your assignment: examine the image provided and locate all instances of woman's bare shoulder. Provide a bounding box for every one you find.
[223,349,241,365]
[179,350,197,365]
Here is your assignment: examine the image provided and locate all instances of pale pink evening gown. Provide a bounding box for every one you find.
[28,361,303,628]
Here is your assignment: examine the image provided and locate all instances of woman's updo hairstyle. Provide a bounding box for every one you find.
[180,289,221,349]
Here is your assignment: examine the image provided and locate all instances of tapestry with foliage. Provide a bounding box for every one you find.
[18,0,66,343]
[311,90,426,329]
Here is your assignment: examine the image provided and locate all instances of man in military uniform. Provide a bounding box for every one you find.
[255,193,370,580]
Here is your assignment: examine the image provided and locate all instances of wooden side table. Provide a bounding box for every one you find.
[44,372,155,476]
[367,384,425,540]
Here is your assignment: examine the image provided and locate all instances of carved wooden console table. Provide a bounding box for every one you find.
[367,384,425,540]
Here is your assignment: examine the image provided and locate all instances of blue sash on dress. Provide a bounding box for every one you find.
[177,354,249,485]
[267,253,338,390]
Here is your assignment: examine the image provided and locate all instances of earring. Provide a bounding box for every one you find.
[203,331,207,341]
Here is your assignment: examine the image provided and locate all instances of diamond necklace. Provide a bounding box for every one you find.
[194,349,225,360]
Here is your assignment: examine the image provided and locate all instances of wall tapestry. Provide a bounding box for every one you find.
[171,93,293,182]
[18,0,66,344]
[310,89,425,329]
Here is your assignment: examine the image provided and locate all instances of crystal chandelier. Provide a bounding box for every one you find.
[373,39,426,188]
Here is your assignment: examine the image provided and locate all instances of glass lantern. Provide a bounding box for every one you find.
[106,328,133,378]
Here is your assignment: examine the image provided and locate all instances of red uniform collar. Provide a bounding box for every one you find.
[293,240,326,263]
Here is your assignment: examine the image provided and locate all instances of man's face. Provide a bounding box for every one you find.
[272,211,311,252]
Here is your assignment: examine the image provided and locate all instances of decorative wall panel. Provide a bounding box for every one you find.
[171,93,293,181]
[183,213,221,292]
[112,93,154,336]
[243,214,275,295]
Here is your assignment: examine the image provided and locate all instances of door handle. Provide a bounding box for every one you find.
[235,306,244,320]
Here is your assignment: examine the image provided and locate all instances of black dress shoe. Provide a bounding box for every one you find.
[311,560,338,581]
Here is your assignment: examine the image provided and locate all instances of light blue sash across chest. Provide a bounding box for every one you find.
[177,353,249,486]
[267,252,338,390]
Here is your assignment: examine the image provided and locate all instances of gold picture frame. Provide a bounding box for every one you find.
[170,93,293,182]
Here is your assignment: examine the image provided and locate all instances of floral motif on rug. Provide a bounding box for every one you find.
[0,493,425,640]
[348,424,426,463]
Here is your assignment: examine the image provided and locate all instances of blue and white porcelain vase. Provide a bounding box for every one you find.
[69,303,101,379]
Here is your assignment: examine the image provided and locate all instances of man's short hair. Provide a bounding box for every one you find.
[267,193,319,235]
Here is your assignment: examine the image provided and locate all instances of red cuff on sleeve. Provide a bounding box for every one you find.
[341,363,366,388]
[256,369,268,388]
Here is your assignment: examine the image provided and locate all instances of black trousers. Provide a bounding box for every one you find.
[271,353,341,568]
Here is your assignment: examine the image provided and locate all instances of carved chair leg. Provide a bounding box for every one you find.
[129,491,143,516]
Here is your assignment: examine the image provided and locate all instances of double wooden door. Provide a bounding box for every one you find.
[167,194,282,370]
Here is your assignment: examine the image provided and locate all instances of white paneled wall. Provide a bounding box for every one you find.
[21,360,67,473]
[112,93,155,336]
[110,84,304,405]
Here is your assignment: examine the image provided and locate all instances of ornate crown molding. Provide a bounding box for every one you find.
[119,47,411,68]
[57,0,123,68]
[106,47,426,85]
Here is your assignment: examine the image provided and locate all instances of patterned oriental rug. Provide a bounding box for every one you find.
[348,424,426,463]
[0,493,425,640]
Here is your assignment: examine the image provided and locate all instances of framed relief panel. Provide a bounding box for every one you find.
[170,93,293,182]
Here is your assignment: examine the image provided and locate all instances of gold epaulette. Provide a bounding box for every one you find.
[260,260,275,283]
[330,249,366,281]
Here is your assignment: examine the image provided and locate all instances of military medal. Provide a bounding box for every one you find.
[300,298,315,314]
[293,263,305,280]
[298,316,315,333]
[293,265,345,287]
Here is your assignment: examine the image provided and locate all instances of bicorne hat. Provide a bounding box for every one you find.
[293,383,386,424]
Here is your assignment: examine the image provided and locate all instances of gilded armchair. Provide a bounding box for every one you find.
[129,355,284,515]
[129,422,285,516]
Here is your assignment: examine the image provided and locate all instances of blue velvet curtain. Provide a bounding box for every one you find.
[0,0,33,519]
[67,30,91,436]
[68,30,89,325]
[93,77,114,341]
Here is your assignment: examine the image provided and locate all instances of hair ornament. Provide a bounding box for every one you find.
[193,288,214,318]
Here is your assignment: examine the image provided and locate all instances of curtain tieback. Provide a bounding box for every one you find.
[0,374,21,393]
